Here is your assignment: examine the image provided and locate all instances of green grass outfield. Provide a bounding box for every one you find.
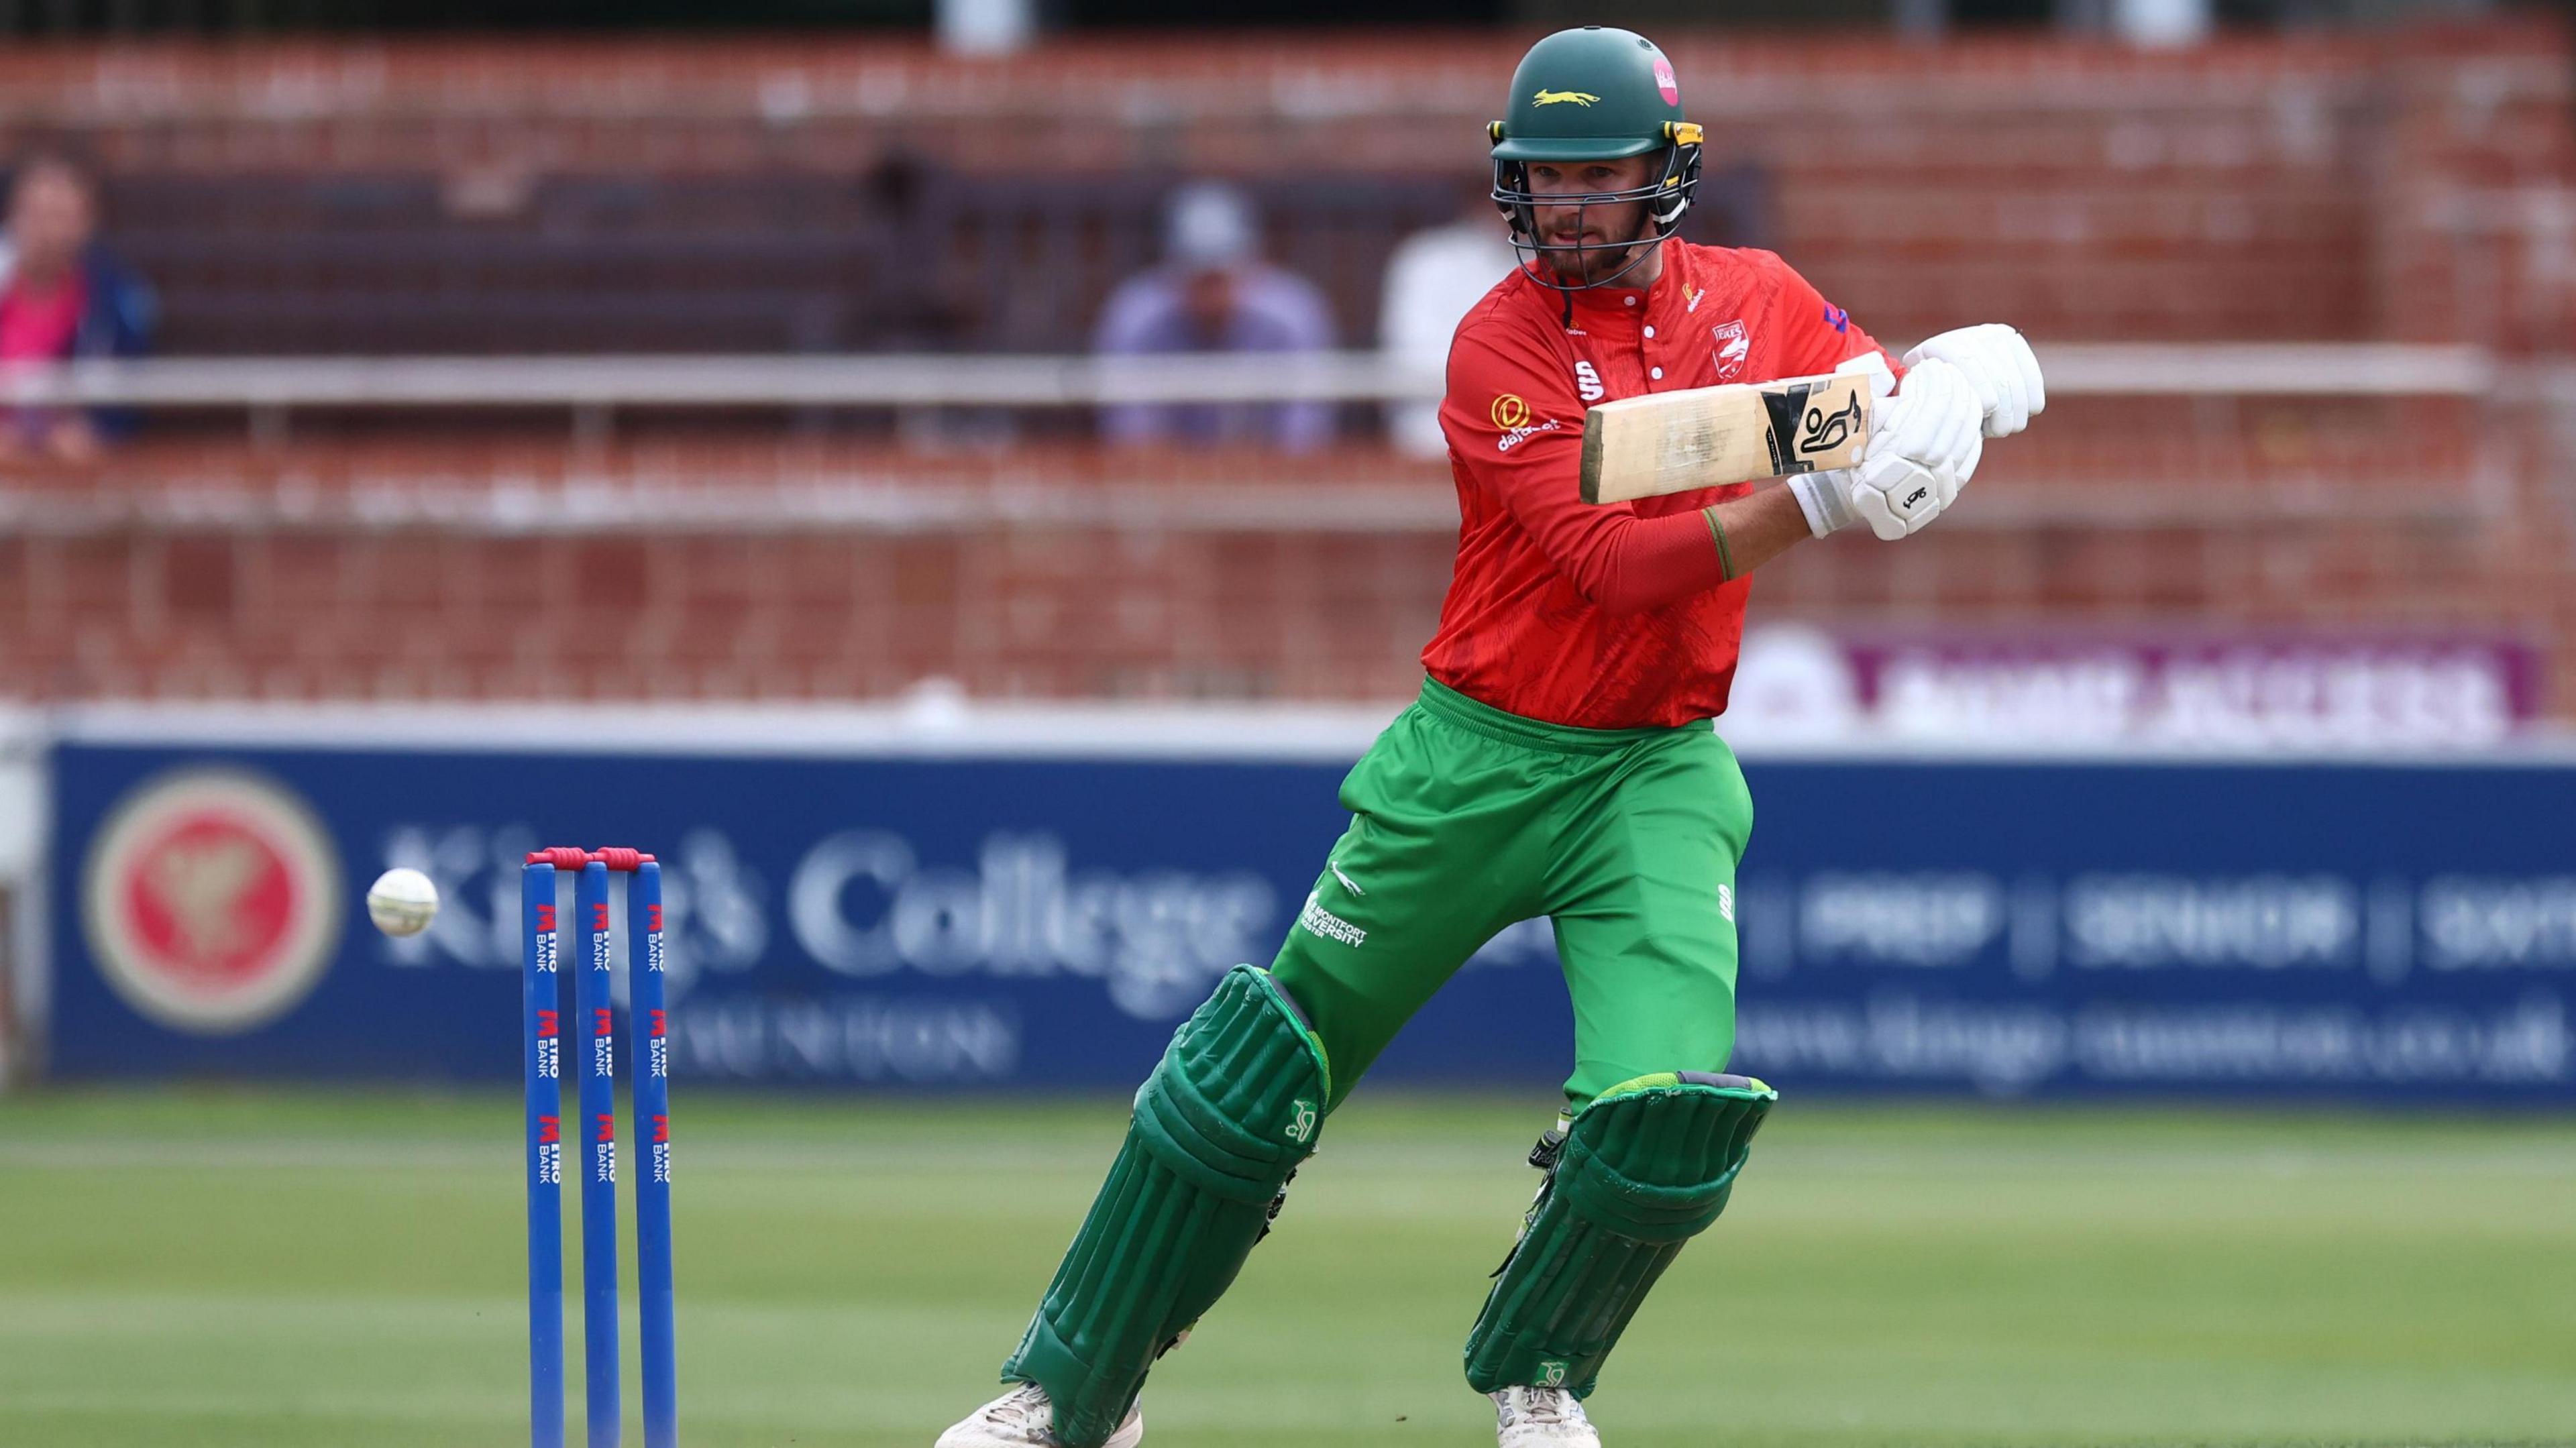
[2,1088,2572,1448]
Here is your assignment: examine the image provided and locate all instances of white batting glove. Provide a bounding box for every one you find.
[1786,357,1984,541]
[1903,323,2044,438]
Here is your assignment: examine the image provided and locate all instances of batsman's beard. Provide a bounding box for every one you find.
[1537,204,1658,286]
[1549,236,1649,285]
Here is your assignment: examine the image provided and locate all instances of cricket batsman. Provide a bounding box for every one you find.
[938,25,2043,1448]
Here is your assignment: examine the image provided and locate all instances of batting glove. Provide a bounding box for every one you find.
[1904,323,2045,439]
[1787,357,1984,541]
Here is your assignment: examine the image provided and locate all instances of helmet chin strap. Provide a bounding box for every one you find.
[1516,212,1668,298]
[1534,232,1662,328]
[1536,229,1664,292]
[1538,239,1656,327]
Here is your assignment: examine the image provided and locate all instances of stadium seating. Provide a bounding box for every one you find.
[0,22,2568,706]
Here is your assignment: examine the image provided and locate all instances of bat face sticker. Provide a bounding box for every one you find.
[1799,391,1864,457]
[1582,371,1875,505]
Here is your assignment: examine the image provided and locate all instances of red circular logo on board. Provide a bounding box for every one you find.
[83,769,343,1034]
[1654,54,1680,106]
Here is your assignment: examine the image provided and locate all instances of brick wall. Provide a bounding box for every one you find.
[1,26,2570,712]
[4,398,2567,712]
[13,508,2557,708]
[0,21,2565,349]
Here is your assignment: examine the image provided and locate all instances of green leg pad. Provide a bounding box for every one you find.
[1462,1072,1776,1399]
[1004,965,1329,1448]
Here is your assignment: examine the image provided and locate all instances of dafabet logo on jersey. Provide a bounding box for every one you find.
[82,768,345,1034]
[1490,394,1559,453]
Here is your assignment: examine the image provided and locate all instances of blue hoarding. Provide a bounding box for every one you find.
[42,731,2576,1102]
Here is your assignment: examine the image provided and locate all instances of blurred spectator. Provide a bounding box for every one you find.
[1379,178,1519,459]
[0,152,154,464]
[1093,180,1335,452]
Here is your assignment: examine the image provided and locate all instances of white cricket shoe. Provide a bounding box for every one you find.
[1492,1386,1600,1447]
[935,1382,1142,1448]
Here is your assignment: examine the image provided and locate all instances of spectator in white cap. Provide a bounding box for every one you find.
[1093,180,1337,452]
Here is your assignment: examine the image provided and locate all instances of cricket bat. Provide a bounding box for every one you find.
[1578,371,1873,505]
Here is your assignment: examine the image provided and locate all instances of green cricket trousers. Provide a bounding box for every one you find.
[1271,676,1754,1113]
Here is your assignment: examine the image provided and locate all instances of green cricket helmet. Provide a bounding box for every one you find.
[1487,26,1703,291]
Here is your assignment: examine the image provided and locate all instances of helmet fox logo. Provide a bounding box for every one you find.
[1531,89,1600,107]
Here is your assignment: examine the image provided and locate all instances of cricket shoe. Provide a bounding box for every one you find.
[1491,1386,1599,1447]
[934,1382,1142,1448]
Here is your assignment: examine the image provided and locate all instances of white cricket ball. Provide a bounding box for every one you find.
[366,867,440,938]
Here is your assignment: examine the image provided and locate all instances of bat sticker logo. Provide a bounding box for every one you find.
[1531,89,1600,107]
[1798,390,1864,458]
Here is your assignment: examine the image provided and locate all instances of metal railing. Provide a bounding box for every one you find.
[0,341,2532,537]
[0,342,2504,412]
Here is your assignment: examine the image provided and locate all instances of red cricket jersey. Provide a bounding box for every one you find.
[1424,242,1892,730]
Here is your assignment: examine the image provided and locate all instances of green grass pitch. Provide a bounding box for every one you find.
[1,1087,2571,1447]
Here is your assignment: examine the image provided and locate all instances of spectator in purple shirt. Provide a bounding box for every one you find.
[1093,180,1336,453]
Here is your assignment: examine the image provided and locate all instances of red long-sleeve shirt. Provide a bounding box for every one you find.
[1423,242,1892,729]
